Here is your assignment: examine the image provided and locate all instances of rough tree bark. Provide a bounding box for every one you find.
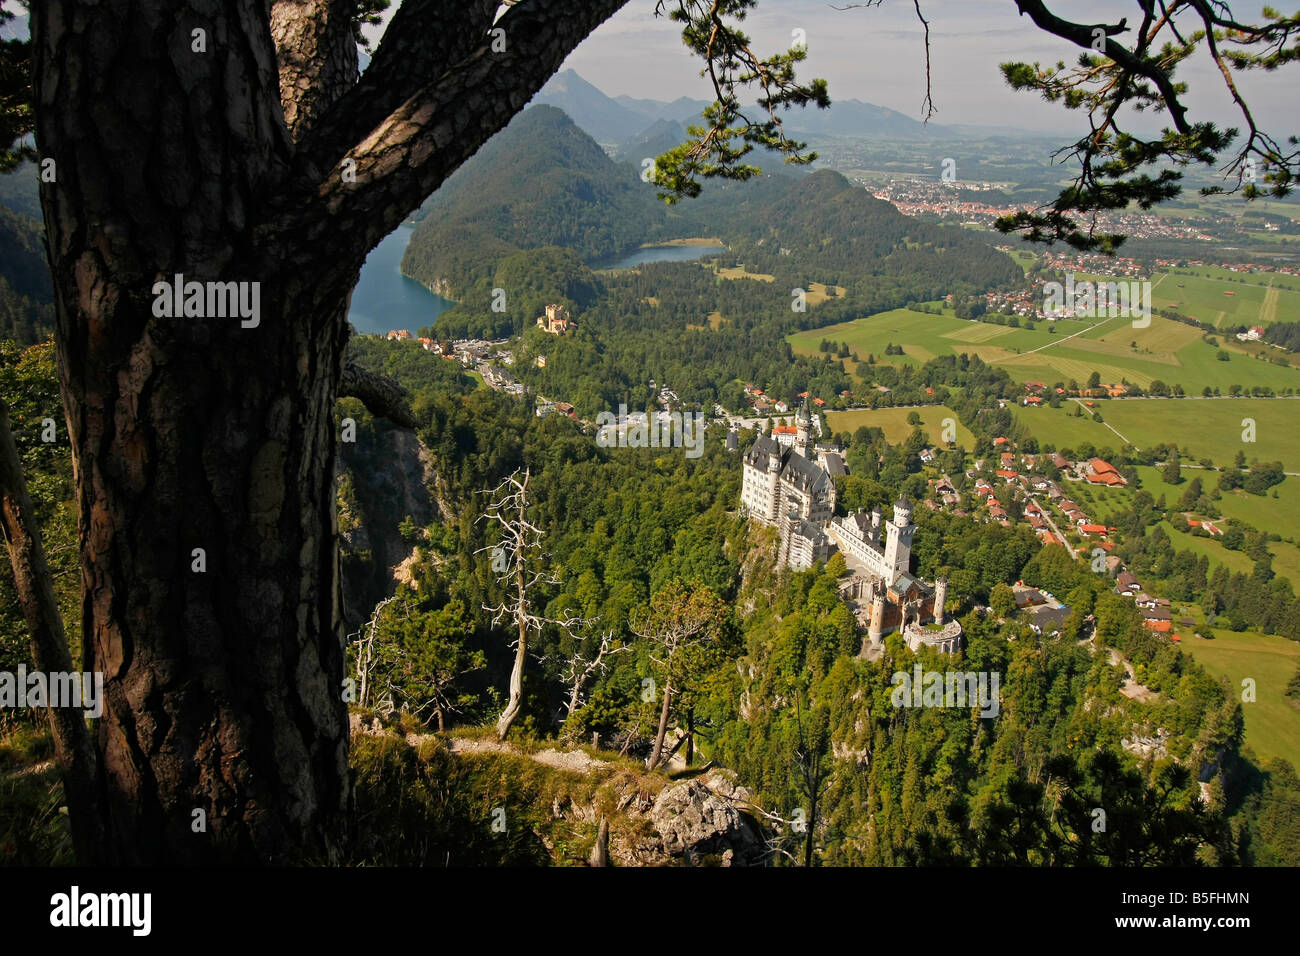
[31,0,632,864]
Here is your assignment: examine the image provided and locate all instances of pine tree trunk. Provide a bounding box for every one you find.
[57,280,353,863]
[647,684,672,771]
[33,2,353,862]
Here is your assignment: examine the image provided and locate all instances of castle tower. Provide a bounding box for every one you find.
[868,591,885,644]
[870,506,882,543]
[933,577,948,625]
[794,396,814,458]
[883,495,915,579]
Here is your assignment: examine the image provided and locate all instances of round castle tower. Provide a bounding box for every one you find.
[868,591,886,644]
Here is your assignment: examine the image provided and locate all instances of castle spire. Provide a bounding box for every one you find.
[794,393,814,458]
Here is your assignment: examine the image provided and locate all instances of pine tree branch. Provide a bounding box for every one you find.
[1011,0,1190,134]
[300,0,499,172]
[280,0,631,275]
[339,360,417,428]
[271,0,362,141]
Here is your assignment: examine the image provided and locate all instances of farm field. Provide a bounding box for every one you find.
[1178,627,1300,770]
[1168,266,1300,295]
[1014,403,1120,453]
[790,305,1095,370]
[1095,398,1300,469]
[805,281,848,306]
[1150,271,1300,329]
[717,265,775,282]
[789,305,1300,394]
[825,404,974,447]
[1067,264,1300,328]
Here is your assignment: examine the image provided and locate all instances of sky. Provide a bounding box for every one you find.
[366,0,1294,137]
[9,0,1287,139]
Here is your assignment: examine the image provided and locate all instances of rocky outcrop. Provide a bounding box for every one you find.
[550,765,765,866]
[642,769,765,866]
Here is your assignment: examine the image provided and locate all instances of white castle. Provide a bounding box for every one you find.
[739,399,836,569]
[740,398,960,654]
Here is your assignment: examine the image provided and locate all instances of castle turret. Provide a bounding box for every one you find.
[869,592,885,644]
[794,396,814,458]
[933,577,948,625]
[883,495,916,579]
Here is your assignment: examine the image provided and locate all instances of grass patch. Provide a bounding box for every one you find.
[825,405,974,446]
[1178,628,1300,770]
[1098,398,1300,470]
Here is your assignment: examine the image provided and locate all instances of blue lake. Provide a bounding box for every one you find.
[597,244,727,269]
[348,231,726,334]
[347,224,456,335]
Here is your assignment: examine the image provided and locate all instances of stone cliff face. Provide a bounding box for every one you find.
[338,426,441,629]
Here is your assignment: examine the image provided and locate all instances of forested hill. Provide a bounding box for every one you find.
[402,103,1021,307]
[700,168,1022,289]
[402,105,665,296]
[0,200,55,346]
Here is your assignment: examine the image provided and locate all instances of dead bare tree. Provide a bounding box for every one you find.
[348,594,400,710]
[559,628,630,724]
[478,468,585,740]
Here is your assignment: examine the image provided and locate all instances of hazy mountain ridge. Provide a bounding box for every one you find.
[535,68,956,145]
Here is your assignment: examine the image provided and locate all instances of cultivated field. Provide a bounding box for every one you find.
[788,304,1300,394]
[1151,271,1300,329]
[1096,398,1300,469]
[825,405,974,447]
[1179,627,1300,770]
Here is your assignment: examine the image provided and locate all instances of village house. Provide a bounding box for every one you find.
[1085,458,1128,487]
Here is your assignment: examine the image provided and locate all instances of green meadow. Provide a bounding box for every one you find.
[1097,398,1300,469]
[825,405,975,447]
[1013,402,1119,453]
[1178,627,1300,770]
[788,304,1300,394]
[1147,270,1300,329]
